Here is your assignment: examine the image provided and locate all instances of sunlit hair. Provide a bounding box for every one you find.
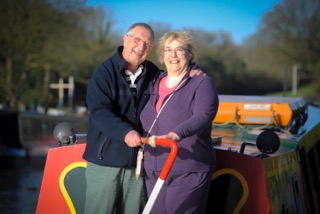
[156,31,196,64]
[126,22,155,40]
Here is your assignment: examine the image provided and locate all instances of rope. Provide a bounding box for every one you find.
[252,110,291,134]
[212,108,246,129]
[212,109,292,135]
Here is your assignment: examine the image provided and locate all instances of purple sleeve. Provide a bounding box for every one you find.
[172,76,219,139]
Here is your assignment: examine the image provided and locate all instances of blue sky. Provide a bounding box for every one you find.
[87,0,281,44]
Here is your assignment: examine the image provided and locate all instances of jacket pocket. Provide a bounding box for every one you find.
[97,136,110,160]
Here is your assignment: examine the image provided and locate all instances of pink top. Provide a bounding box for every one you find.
[156,76,177,112]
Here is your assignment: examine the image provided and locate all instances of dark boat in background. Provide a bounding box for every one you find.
[0,110,25,157]
[32,95,320,213]
[0,109,87,158]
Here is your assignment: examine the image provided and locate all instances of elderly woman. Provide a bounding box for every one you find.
[140,31,219,213]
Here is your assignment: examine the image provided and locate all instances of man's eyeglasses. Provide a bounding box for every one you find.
[127,34,152,49]
[163,48,186,56]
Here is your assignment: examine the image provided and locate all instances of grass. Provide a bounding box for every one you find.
[268,83,318,98]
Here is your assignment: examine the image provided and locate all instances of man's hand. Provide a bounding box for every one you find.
[189,68,205,77]
[124,130,142,147]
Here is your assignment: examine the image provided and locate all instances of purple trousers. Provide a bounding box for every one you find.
[145,170,212,214]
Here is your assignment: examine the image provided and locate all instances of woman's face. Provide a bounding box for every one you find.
[163,39,190,75]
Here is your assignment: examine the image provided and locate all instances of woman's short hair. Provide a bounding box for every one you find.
[156,31,196,63]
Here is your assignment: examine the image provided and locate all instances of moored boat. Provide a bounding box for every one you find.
[36,95,320,213]
[0,109,87,158]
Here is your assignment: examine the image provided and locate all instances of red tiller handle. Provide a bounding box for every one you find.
[141,137,178,180]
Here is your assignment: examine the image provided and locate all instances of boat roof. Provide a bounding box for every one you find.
[211,95,320,157]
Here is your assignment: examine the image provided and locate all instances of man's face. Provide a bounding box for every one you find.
[122,26,154,70]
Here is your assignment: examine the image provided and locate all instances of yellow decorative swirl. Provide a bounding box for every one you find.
[212,168,249,214]
[59,162,87,214]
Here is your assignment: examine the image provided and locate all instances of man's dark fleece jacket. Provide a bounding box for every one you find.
[82,46,160,168]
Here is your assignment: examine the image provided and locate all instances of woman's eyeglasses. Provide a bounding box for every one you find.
[163,48,186,56]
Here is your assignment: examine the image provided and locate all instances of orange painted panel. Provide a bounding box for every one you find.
[36,144,86,214]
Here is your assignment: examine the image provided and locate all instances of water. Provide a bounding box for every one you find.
[0,156,46,214]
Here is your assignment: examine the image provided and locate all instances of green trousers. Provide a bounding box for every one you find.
[84,162,147,214]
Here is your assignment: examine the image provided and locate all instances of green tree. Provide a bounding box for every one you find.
[0,0,116,111]
[0,0,51,109]
[246,0,320,96]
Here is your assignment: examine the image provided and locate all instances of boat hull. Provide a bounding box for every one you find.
[37,144,87,214]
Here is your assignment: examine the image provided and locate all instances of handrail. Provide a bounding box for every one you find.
[141,137,178,214]
[141,137,178,180]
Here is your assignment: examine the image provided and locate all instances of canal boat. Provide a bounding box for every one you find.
[36,95,320,213]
